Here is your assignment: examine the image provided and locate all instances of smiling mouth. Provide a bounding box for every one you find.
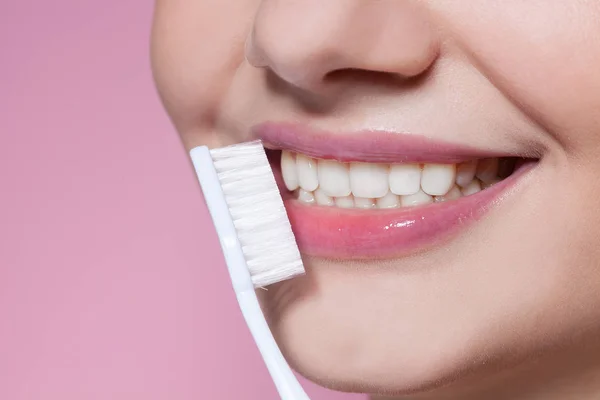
[255,122,538,259]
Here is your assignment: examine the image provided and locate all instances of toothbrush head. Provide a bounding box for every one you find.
[194,140,305,288]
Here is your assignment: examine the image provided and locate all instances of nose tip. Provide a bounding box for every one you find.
[246,0,440,92]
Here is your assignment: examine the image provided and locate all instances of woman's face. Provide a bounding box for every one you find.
[151,1,600,397]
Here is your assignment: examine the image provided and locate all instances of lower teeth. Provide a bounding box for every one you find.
[294,176,492,209]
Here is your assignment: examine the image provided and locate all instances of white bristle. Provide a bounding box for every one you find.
[209,141,305,288]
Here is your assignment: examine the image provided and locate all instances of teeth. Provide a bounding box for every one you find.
[281,151,299,191]
[314,188,334,206]
[335,196,355,209]
[456,161,477,188]
[279,151,514,209]
[350,162,389,198]
[318,159,351,197]
[401,189,434,207]
[434,185,462,203]
[421,163,456,196]
[354,197,377,209]
[389,163,421,195]
[296,154,319,191]
[475,158,499,183]
[461,180,482,196]
[297,189,315,204]
[376,192,400,209]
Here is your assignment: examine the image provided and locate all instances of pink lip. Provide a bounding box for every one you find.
[253,122,511,163]
[254,122,535,259]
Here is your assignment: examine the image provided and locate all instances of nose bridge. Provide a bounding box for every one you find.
[247,0,440,91]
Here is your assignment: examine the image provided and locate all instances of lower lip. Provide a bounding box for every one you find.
[278,165,533,260]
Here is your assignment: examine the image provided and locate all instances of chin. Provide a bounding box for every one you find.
[260,257,505,397]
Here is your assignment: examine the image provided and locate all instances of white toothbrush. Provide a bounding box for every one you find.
[189,140,310,400]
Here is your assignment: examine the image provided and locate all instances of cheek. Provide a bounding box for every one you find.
[151,0,257,147]
[446,2,600,152]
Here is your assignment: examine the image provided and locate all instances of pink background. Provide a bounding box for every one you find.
[0,1,365,399]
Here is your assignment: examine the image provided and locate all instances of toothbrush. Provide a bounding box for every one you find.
[189,140,310,400]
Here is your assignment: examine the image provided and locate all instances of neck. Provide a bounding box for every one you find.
[371,339,600,400]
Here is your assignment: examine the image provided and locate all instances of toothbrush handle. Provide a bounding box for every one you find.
[237,289,311,400]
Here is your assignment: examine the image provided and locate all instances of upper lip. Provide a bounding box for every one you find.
[252,121,521,163]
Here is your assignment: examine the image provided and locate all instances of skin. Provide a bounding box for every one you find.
[151,1,600,398]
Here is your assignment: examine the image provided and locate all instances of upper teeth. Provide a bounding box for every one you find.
[281,151,503,208]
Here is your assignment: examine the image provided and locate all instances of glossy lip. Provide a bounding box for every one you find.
[253,121,526,164]
[255,121,536,259]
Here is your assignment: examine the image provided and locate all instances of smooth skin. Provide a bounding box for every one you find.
[151,1,600,399]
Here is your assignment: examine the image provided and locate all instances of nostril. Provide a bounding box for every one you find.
[324,68,391,84]
[324,67,432,88]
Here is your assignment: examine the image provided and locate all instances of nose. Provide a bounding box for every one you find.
[246,0,440,92]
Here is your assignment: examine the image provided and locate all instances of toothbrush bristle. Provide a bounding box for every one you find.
[210,141,305,287]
